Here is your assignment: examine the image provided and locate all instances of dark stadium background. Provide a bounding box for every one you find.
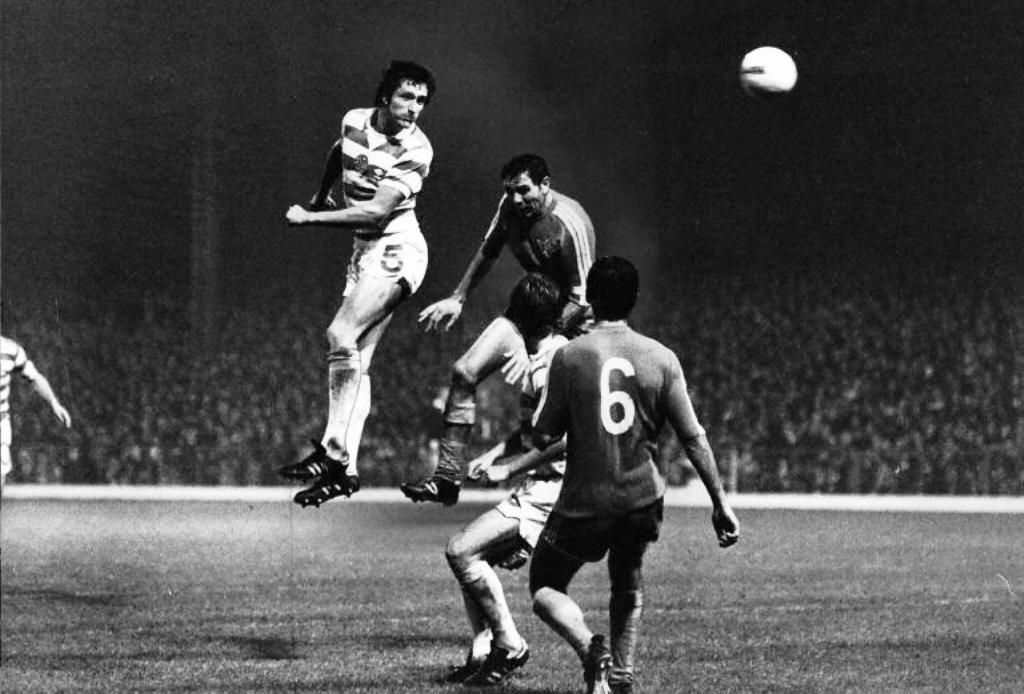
[1,1,1022,492]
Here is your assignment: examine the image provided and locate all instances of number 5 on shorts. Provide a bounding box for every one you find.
[600,357,635,435]
[380,244,404,273]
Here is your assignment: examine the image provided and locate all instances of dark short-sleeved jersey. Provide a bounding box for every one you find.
[532,322,705,518]
[479,190,596,307]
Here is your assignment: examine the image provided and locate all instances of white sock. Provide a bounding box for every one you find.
[464,562,524,653]
[342,375,371,476]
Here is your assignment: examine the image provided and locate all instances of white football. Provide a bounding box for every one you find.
[740,46,798,97]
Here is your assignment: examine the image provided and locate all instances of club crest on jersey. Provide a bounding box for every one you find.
[353,155,386,184]
[534,235,561,260]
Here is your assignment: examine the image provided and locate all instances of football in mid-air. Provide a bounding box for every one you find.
[740,46,798,97]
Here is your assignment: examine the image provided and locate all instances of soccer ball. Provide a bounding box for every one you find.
[740,46,798,97]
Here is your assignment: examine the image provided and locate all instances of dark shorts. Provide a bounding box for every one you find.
[529,499,664,593]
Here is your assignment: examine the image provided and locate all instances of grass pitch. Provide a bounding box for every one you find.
[2,498,1022,693]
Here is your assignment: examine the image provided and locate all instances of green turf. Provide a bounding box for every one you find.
[1,500,1021,692]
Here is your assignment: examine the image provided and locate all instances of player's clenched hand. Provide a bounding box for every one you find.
[418,297,463,331]
[467,448,499,481]
[482,464,510,485]
[712,505,740,548]
[500,346,529,387]
[286,205,311,225]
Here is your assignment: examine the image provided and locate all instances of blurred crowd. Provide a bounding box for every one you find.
[5,259,1022,495]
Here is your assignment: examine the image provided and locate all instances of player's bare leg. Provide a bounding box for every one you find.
[533,585,592,660]
[448,508,530,685]
[532,546,611,693]
[290,277,404,507]
[534,586,612,692]
[401,316,524,505]
[607,543,646,694]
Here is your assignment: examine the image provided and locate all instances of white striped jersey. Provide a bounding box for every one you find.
[1,336,38,419]
[480,189,596,307]
[338,107,433,234]
[519,333,569,477]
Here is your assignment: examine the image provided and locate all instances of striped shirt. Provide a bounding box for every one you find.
[1,336,38,419]
[519,334,569,478]
[480,189,596,307]
[339,107,433,235]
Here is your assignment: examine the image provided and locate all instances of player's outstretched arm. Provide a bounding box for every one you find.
[483,437,567,484]
[286,185,403,229]
[467,441,508,481]
[417,247,498,331]
[29,371,72,428]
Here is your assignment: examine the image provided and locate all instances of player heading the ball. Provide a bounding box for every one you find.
[278,60,437,508]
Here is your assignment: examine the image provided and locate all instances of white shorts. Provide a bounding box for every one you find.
[344,227,428,297]
[496,476,563,547]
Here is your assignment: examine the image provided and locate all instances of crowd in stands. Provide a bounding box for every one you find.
[5,259,1022,495]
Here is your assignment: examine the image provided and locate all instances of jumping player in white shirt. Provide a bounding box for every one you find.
[278,61,436,508]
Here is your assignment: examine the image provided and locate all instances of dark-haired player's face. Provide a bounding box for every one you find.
[380,80,429,134]
[503,172,550,219]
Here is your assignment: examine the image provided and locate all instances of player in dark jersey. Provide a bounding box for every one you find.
[401,153,596,506]
[526,256,740,694]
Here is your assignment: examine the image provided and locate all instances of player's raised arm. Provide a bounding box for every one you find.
[22,361,72,428]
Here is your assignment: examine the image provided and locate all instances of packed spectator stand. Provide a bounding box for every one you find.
[5,259,1022,495]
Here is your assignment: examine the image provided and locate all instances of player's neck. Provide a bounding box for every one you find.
[373,108,404,136]
[593,319,628,329]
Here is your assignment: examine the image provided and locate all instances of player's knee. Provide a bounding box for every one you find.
[450,358,479,390]
[531,587,557,620]
[445,535,468,567]
[447,550,487,586]
[445,533,476,573]
[325,323,357,352]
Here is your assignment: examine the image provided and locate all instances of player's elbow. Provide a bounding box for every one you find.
[681,433,713,462]
[360,203,390,226]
